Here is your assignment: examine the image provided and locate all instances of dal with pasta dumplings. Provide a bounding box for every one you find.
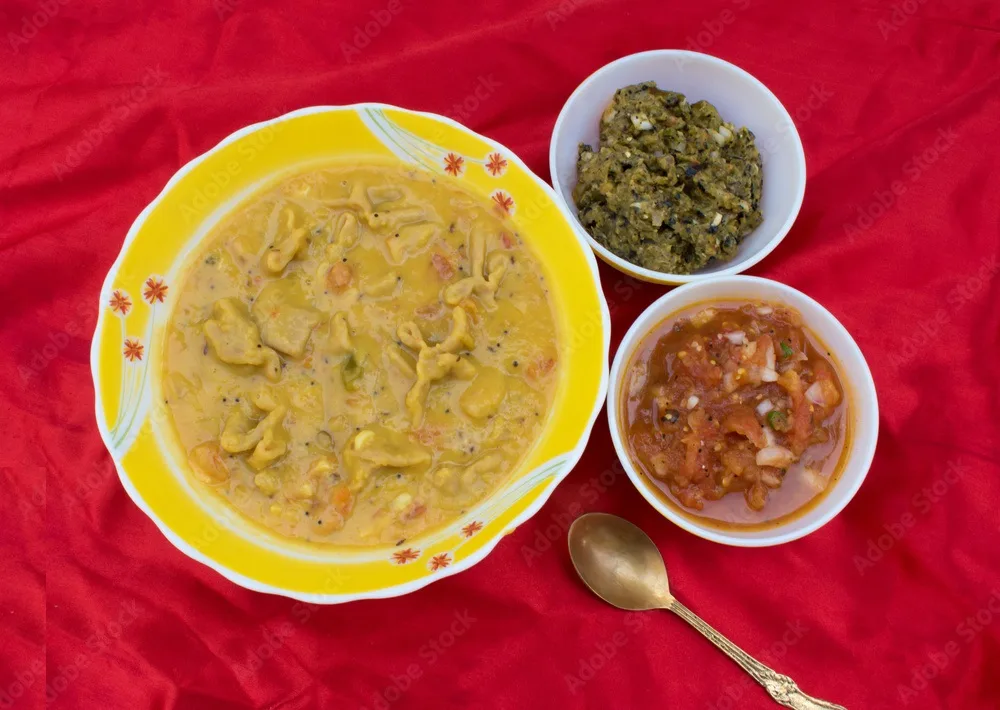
[163,164,560,546]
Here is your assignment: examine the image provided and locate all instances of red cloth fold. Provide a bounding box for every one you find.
[2,1,999,708]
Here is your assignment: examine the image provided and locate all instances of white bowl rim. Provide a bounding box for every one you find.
[548,49,807,285]
[606,275,879,546]
[90,102,612,602]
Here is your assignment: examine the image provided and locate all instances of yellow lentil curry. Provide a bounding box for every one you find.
[162,164,560,546]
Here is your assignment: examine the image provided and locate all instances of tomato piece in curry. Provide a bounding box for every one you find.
[621,302,848,528]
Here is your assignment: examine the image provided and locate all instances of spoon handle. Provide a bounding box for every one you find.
[668,599,846,710]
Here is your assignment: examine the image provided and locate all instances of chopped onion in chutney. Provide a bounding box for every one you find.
[620,301,849,529]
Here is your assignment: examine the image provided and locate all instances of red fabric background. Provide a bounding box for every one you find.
[2,1,999,708]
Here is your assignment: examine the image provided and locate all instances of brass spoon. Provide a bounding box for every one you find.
[567,513,846,710]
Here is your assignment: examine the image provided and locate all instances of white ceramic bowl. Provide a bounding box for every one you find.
[549,50,807,285]
[607,276,878,546]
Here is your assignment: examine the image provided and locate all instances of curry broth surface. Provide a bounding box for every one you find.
[162,164,560,546]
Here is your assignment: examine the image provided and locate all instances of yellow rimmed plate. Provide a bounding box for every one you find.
[91,104,610,602]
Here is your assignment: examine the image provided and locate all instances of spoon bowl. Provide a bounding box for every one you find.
[568,512,672,611]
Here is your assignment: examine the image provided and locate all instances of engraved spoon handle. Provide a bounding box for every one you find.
[667,599,846,710]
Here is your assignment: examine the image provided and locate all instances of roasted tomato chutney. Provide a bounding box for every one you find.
[620,301,850,530]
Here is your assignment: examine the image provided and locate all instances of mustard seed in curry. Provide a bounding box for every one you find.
[574,82,763,274]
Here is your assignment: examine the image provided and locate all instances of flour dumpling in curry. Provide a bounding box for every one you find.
[163,164,560,546]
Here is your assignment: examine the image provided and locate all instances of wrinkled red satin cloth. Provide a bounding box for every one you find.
[3,1,999,708]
